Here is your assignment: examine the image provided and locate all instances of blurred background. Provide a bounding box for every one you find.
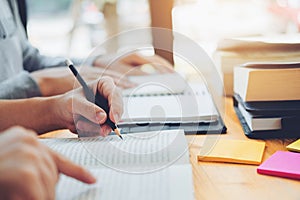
[26,0,300,59]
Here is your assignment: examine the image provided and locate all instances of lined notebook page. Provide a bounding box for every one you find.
[41,130,189,172]
[41,130,193,200]
[56,165,193,200]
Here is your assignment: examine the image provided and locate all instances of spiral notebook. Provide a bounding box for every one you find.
[119,73,226,134]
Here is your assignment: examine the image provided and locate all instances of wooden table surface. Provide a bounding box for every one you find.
[41,97,300,200]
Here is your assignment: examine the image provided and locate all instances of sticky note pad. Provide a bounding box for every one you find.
[257,151,300,180]
[197,139,266,165]
[286,139,300,153]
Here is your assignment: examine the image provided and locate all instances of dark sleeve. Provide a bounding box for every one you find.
[22,40,65,72]
[0,71,41,99]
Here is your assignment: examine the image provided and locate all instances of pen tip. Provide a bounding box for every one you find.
[114,128,123,140]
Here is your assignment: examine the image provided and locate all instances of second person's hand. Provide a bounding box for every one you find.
[31,66,135,97]
[93,53,174,76]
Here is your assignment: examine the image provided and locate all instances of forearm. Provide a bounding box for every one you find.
[0,97,64,134]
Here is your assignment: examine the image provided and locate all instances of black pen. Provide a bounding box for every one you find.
[65,59,123,140]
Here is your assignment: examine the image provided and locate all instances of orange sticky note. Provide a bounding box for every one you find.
[286,139,300,153]
[197,139,266,165]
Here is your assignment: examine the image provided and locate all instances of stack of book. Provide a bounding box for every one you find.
[213,34,300,96]
[233,61,300,139]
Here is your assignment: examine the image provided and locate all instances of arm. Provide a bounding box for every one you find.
[149,0,174,65]
[0,96,60,133]
[0,77,123,135]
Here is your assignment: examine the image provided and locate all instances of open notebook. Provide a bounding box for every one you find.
[120,73,226,134]
[41,130,194,200]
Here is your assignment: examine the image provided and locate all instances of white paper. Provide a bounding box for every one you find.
[121,83,218,124]
[41,130,189,171]
[55,165,193,200]
[122,73,187,96]
[41,130,194,200]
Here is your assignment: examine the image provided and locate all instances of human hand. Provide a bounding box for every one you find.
[53,77,123,137]
[93,53,174,76]
[0,126,96,200]
[31,66,134,97]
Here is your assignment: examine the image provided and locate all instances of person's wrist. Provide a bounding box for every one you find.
[92,56,103,67]
[45,95,66,130]
[31,73,53,97]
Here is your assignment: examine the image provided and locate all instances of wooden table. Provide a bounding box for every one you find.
[41,97,300,200]
[188,97,300,200]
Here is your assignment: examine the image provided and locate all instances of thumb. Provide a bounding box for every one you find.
[73,98,107,124]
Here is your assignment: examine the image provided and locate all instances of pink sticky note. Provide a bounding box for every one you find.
[257,151,300,180]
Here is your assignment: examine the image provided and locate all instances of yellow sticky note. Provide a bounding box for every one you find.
[287,139,300,153]
[197,139,266,165]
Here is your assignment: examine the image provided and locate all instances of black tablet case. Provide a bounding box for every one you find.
[119,116,227,135]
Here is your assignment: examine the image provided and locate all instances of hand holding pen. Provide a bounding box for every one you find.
[63,60,123,138]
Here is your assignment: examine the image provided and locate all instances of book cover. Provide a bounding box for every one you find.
[213,34,300,96]
[218,35,300,51]
[234,62,300,102]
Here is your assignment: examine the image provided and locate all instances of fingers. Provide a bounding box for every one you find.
[121,53,149,66]
[95,68,136,88]
[0,126,96,200]
[152,63,174,73]
[96,77,123,123]
[143,55,174,74]
[72,97,107,125]
[76,118,110,137]
[113,76,136,89]
[0,128,54,200]
[63,77,122,133]
[37,152,56,200]
[81,67,136,89]
[17,171,45,200]
[104,70,136,88]
[50,149,96,184]
[122,53,174,74]
[40,142,61,199]
[150,54,174,69]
